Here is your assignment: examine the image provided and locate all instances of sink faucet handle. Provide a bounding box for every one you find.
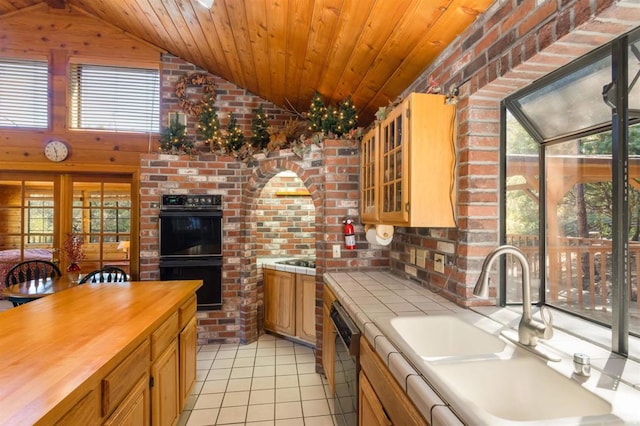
[539,305,554,339]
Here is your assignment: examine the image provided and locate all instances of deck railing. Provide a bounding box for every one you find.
[505,235,639,316]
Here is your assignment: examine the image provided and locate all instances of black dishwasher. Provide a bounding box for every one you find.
[330,301,361,426]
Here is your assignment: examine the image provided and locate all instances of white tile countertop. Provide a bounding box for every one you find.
[259,257,316,276]
[324,270,640,426]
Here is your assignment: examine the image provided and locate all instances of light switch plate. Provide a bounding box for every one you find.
[434,253,445,273]
[333,244,341,258]
[409,248,416,265]
[416,249,426,268]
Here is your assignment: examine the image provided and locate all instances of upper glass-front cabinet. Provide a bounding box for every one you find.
[361,93,456,227]
[360,126,379,223]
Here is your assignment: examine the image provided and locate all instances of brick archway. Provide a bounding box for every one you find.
[238,155,325,344]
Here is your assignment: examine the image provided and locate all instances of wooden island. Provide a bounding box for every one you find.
[0,280,202,425]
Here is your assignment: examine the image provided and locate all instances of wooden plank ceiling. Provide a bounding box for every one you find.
[0,0,495,123]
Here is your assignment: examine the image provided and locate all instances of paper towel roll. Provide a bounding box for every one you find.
[366,227,378,244]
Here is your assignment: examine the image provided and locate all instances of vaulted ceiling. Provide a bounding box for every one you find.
[0,0,495,122]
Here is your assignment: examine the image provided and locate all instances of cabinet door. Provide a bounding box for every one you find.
[151,339,179,426]
[359,371,392,426]
[264,269,296,336]
[179,316,197,411]
[360,125,380,223]
[296,273,316,344]
[379,102,409,224]
[322,302,336,393]
[103,375,149,426]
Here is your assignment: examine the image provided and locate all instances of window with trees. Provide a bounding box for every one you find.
[504,29,639,358]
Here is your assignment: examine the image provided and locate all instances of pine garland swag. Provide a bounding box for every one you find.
[197,95,224,150]
[159,116,193,154]
[250,105,270,150]
[225,113,245,152]
[307,92,326,133]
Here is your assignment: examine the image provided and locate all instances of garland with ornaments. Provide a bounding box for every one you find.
[163,72,362,158]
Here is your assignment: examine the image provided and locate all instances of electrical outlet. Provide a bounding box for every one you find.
[434,253,445,273]
[333,244,341,258]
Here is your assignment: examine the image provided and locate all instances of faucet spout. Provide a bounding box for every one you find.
[474,245,553,347]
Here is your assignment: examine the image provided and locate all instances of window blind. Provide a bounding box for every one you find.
[69,63,160,133]
[0,58,48,128]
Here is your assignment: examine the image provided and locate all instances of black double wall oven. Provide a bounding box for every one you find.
[159,194,223,310]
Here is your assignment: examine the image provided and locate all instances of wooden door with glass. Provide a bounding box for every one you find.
[0,172,135,283]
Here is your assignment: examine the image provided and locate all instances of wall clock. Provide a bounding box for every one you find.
[44,140,69,162]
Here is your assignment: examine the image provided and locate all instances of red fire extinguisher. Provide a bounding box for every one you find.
[343,218,356,250]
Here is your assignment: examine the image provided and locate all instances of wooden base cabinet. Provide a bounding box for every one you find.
[264,269,316,345]
[151,339,180,426]
[104,376,149,426]
[179,316,197,411]
[359,371,391,426]
[264,269,296,336]
[322,285,337,393]
[359,338,427,426]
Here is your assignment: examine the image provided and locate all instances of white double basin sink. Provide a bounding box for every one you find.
[373,313,624,425]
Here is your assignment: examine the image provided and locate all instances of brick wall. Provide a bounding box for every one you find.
[139,141,389,355]
[255,171,316,258]
[161,53,296,152]
[389,0,638,305]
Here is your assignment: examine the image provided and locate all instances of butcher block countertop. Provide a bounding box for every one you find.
[0,280,201,426]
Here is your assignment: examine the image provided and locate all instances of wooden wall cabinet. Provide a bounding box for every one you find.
[360,126,380,223]
[264,268,316,345]
[322,285,337,393]
[360,93,457,227]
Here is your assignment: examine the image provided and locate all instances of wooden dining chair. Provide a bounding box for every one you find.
[78,266,128,284]
[4,260,62,307]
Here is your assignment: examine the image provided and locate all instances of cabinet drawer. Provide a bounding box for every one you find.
[55,389,100,425]
[179,295,197,329]
[102,340,150,417]
[152,311,179,360]
[103,374,149,426]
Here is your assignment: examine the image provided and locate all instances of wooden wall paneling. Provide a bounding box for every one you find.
[331,1,412,110]
[224,0,260,100]
[283,0,313,112]
[365,0,492,111]
[0,5,161,61]
[0,0,38,17]
[211,0,247,92]
[296,0,342,105]
[192,3,233,85]
[351,0,446,106]
[50,49,68,134]
[266,0,288,109]
[244,0,272,102]
[318,0,373,102]
[158,1,208,71]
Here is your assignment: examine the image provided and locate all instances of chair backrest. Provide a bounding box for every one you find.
[78,266,128,284]
[4,260,62,287]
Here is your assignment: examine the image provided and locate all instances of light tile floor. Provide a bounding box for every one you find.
[179,333,337,426]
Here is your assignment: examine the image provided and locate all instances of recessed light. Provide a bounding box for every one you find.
[197,0,214,8]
